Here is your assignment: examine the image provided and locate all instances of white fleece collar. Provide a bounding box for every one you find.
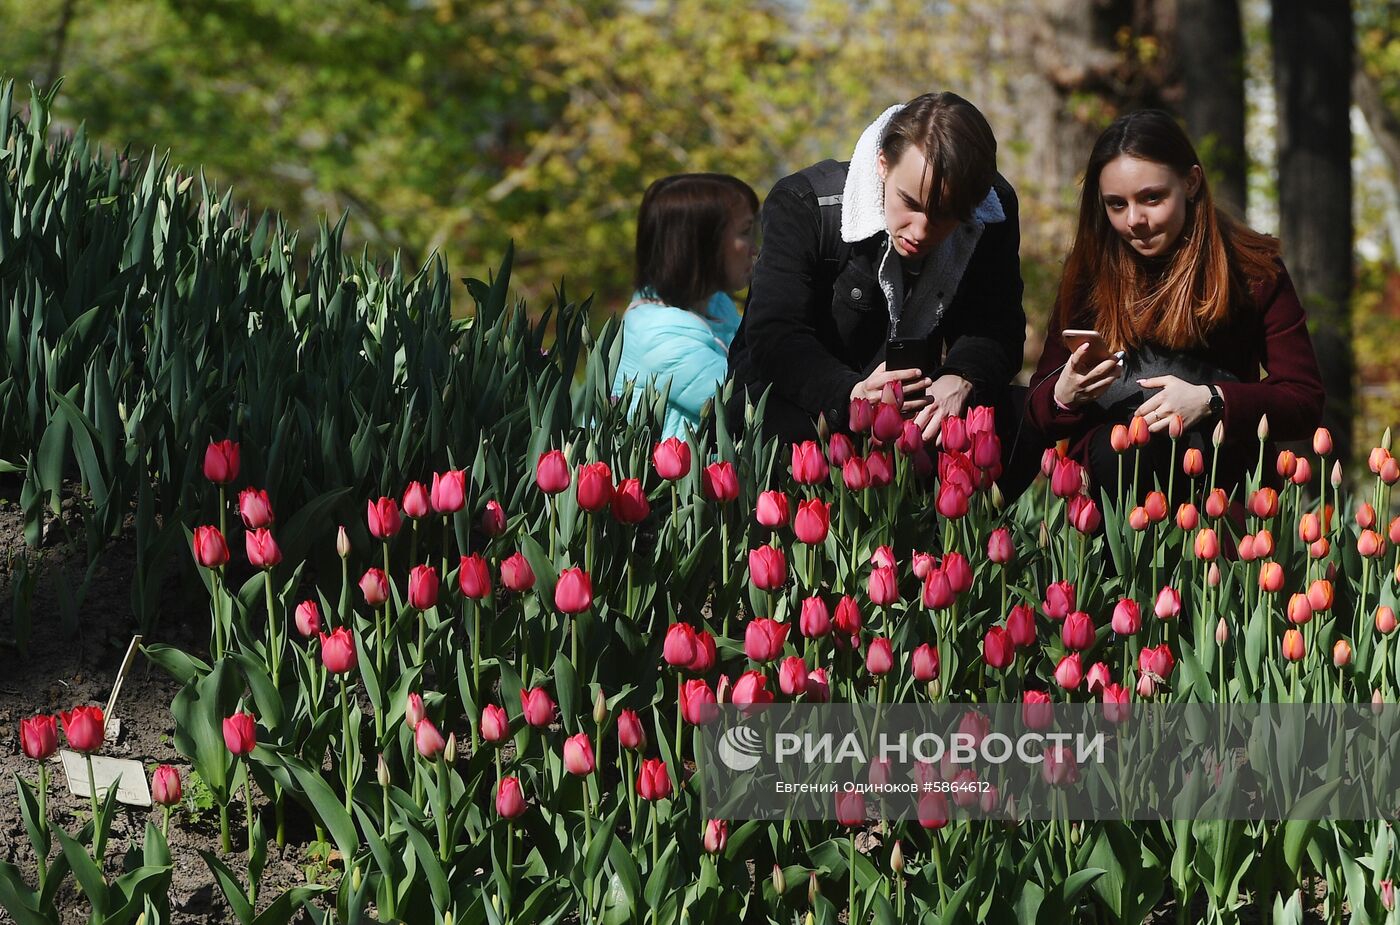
[839,103,1006,245]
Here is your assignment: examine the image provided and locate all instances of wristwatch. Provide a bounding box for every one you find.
[1205,383,1224,419]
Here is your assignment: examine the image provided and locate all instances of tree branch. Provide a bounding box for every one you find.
[1355,64,1400,185]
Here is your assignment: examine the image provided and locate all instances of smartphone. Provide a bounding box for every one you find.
[884,337,928,403]
[1062,329,1114,366]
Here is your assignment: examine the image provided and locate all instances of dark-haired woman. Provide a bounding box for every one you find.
[726,92,1039,498]
[1026,109,1324,506]
[612,173,759,440]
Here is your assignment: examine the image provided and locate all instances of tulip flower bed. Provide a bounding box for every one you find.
[6,80,1400,925]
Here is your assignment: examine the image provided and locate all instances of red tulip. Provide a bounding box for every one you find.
[19,715,57,761]
[983,627,1015,669]
[1109,425,1131,453]
[576,462,614,513]
[203,440,240,484]
[867,565,899,606]
[1139,644,1176,679]
[833,595,862,635]
[828,433,855,467]
[1111,598,1141,636]
[872,402,903,443]
[701,462,739,502]
[1022,690,1052,731]
[481,499,507,536]
[222,711,256,756]
[690,630,717,673]
[1249,488,1279,519]
[1102,683,1132,723]
[1204,488,1228,519]
[192,525,230,568]
[1061,611,1095,650]
[1154,586,1181,620]
[1175,502,1200,531]
[610,478,650,523]
[238,488,274,530]
[866,637,894,675]
[703,819,729,854]
[1007,603,1036,647]
[496,777,527,820]
[748,546,787,590]
[1068,495,1101,533]
[481,704,509,743]
[1127,506,1149,531]
[536,450,571,494]
[1282,629,1306,662]
[245,528,282,569]
[799,596,831,638]
[652,438,691,480]
[359,568,389,607]
[793,498,831,544]
[922,567,954,609]
[402,481,430,519]
[554,567,592,613]
[679,678,718,725]
[458,553,492,599]
[895,420,924,456]
[294,600,321,638]
[414,719,446,758]
[617,709,646,751]
[1128,415,1151,446]
[1086,661,1112,694]
[1041,581,1075,621]
[806,667,832,702]
[367,497,402,539]
[912,644,940,682]
[791,441,830,484]
[520,688,556,728]
[986,527,1014,564]
[835,790,866,827]
[1042,745,1079,786]
[755,491,790,528]
[842,456,869,490]
[848,398,873,433]
[499,552,535,591]
[911,551,936,580]
[731,670,775,712]
[563,733,595,776]
[408,564,440,610]
[664,623,699,668]
[935,482,969,519]
[151,765,182,806]
[1143,491,1168,523]
[431,469,467,513]
[744,618,789,663]
[637,758,672,801]
[971,431,1001,471]
[942,552,973,594]
[320,627,357,674]
[1050,457,1083,498]
[918,791,949,829]
[1053,653,1083,689]
[866,450,893,487]
[778,656,809,697]
[1182,448,1205,477]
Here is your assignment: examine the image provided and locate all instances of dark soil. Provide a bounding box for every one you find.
[0,494,331,924]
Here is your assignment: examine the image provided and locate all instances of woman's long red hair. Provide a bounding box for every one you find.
[1054,110,1280,351]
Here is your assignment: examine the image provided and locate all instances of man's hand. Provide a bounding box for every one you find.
[913,374,975,442]
[850,362,933,405]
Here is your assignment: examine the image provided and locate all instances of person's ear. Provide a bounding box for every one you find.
[877,150,889,183]
[1186,165,1203,201]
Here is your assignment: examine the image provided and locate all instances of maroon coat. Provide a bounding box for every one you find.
[1026,261,1325,496]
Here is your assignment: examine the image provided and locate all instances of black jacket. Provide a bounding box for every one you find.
[727,161,1026,441]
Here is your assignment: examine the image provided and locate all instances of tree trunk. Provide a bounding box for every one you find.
[1271,0,1354,467]
[1176,0,1247,215]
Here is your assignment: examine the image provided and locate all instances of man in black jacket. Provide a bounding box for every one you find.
[727,93,1037,498]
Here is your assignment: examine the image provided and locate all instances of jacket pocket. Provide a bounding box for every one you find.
[830,264,885,362]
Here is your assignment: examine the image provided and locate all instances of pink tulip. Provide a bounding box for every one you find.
[203,440,240,484]
[866,450,893,487]
[703,819,728,854]
[986,527,1014,564]
[1022,690,1052,730]
[918,791,949,829]
[755,491,790,528]
[701,462,739,502]
[481,499,507,536]
[806,668,831,702]
[481,704,509,743]
[563,733,595,776]
[610,478,650,523]
[731,671,774,712]
[1086,661,1112,694]
[1139,644,1176,679]
[680,679,718,725]
[431,469,467,513]
[778,656,809,697]
[983,627,1014,669]
[1102,684,1132,723]
[402,481,430,519]
[319,627,357,674]
[192,526,230,568]
[842,456,869,490]
[1053,653,1083,690]
[748,546,787,590]
[1042,581,1075,621]
[1154,586,1181,620]
[912,644,940,682]
[408,564,440,610]
[151,765,182,806]
[848,397,873,432]
[835,790,866,827]
[536,451,571,494]
[833,595,862,635]
[554,567,592,613]
[690,630,717,673]
[238,488,274,529]
[828,433,855,467]
[636,759,672,801]
[294,600,321,638]
[1050,457,1083,498]
[1006,603,1036,647]
[367,497,402,539]
[744,618,789,663]
[799,596,831,638]
[415,720,446,759]
[222,711,256,756]
[1061,611,1095,650]
[617,710,646,751]
[942,552,973,594]
[867,565,899,606]
[1068,495,1101,533]
[520,688,556,728]
[19,715,57,761]
[576,462,614,512]
[500,552,535,591]
[245,528,282,569]
[872,401,903,443]
[922,568,955,609]
[1111,598,1141,636]
[663,623,698,668]
[496,777,527,818]
[793,499,830,544]
[359,568,389,607]
[866,637,894,676]
[935,483,969,519]
[406,693,427,730]
[652,438,691,480]
[458,553,492,599]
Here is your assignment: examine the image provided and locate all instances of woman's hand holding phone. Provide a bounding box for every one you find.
[1054,341,1123,409]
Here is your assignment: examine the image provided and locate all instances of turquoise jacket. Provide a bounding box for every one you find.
[611,291,741,440]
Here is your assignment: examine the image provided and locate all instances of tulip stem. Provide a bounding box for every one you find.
[84,753,103,861]
[35,763,48,895]
[436,757,451,864]
[848,830,857,920]
[162,805,171,842]
[264,572,280,689]
[219,804,231,853]
[340,677,354,812]
[244,770,256,905]
[471,599,482,755]
[674,672,684,790]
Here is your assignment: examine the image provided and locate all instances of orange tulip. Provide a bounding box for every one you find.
[1281,629,1305,662]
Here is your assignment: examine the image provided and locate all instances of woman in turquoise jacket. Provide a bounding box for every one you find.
[612,173,759,440]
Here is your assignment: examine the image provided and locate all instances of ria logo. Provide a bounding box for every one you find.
[717,724,764,771]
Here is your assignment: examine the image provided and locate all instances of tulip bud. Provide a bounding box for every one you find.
[703,818,729,854]
[891,840,905,874]
[807,871,821,905]
[1384,457,1400,485]
[1377,606,1398,635]
[1375,689,1387,715]
[593,688,608,726]
[1383,879,1395,912]
[1257,414,1269,441]
[377,755,391,788]
[1211,419,1225,447]
[1287,593,1313,626]
[1276,450,1298,479]
[336,525,351,558]
[1176,503,1200,531]
[1332,639,1352,668]
[1109,424,1131,453]
[151,765,182,806]
[444,733,457,764]
[771,864,787,897]
[1168,414,1184,439]
[1331,461,1343,488]
[1208,562,1220,586]
[1281,629,1305,661]
[1215,618,1229,645]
